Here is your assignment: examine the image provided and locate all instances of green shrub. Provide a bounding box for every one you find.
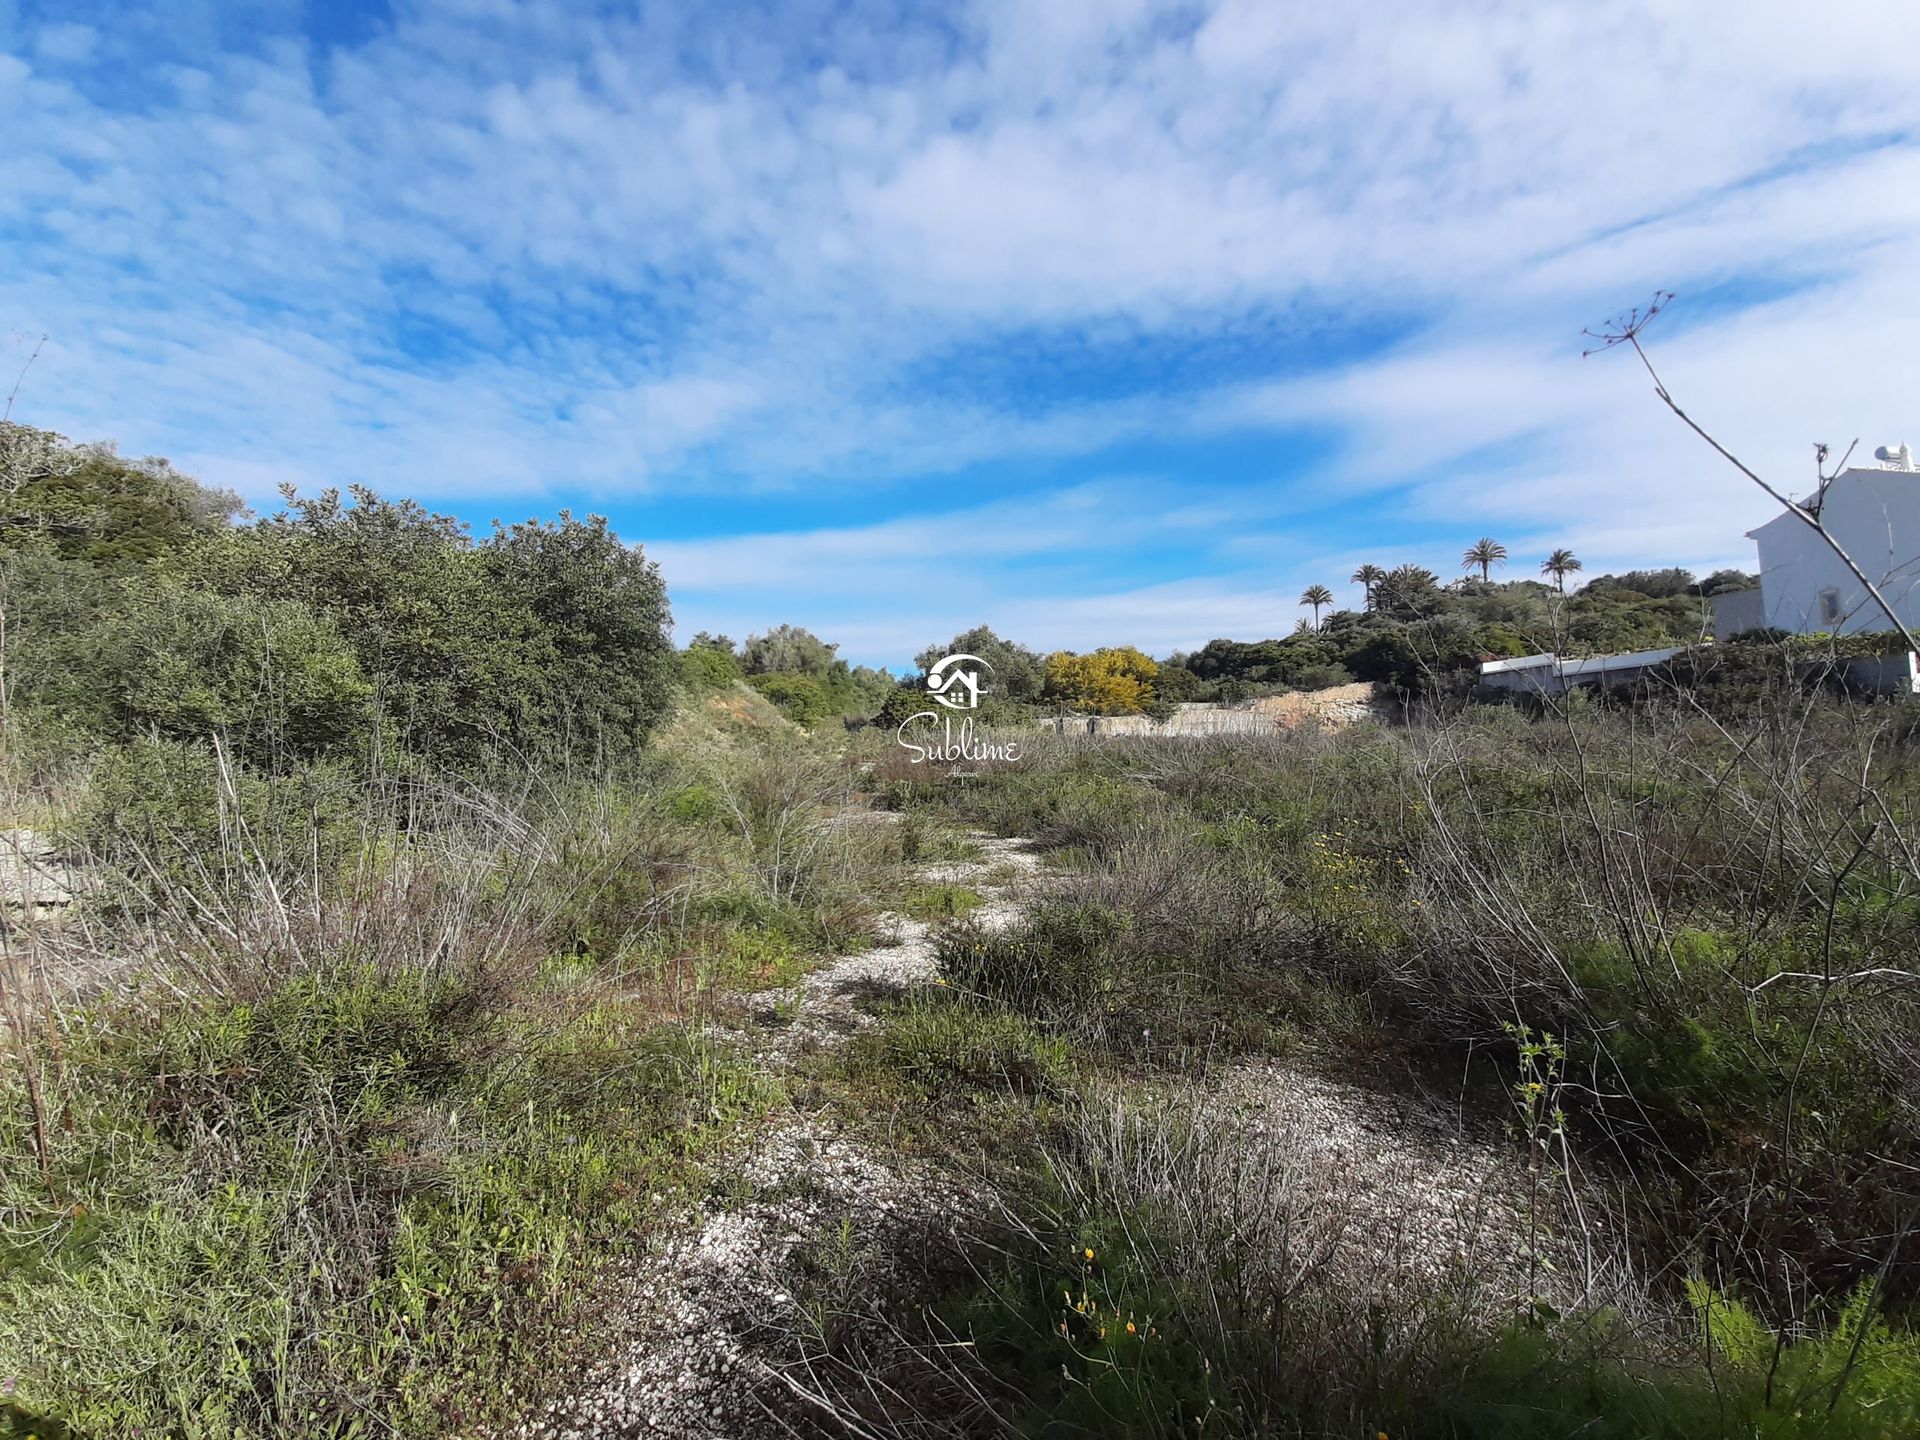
[107,582,373,763]
[842,993,1069,1097]
[900,881,984,922]
[71,737,364,891]
[749,671,837,725]
[680,645,742,692]
[0,969,766,1437]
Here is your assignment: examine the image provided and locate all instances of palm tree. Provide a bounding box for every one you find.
[1462,537,1508,583]
[1378,564,1441,618]
[1541,548,1582,593]
[1350,563,1386,611]
[1299,584,1333,630]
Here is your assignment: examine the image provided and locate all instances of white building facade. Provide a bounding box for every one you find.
[1745,448,1920,636]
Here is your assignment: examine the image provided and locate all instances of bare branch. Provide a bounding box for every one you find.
[1590,294,1920,655]
[3,333,46,425]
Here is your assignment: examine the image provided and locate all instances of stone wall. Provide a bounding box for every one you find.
[1041,681,1381,737]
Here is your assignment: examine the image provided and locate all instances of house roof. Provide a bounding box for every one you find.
[1478,647,1684,677]
[1478,652,1556,674]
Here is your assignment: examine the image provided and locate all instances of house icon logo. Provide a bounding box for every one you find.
[926,653,991,710]
[896,653,1020,764]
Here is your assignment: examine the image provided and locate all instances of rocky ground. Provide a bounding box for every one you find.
[522,832,1040,1439]
[0,829,77,917]
[522,824,1592,1439]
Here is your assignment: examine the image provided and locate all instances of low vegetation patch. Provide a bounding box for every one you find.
[0,966,767,1436]
[837,992,1070,1102]
[899,880,985,923]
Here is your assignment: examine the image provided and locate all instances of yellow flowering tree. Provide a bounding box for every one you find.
[1043,646,1158,714]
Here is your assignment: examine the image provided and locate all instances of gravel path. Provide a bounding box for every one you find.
[1201,1058,1606,1314]
[522,830,1040,1439]
[521,827,1598,1437]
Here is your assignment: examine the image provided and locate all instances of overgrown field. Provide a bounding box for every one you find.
[794,692,1920,1438]
[0,708,932,1437]
[6,656,1920,1437]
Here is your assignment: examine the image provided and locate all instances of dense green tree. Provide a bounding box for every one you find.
[873,680,935,729]
[1183,638,1289,685]
[743,625,841,679]
[914,625,1046,702]
[196,489,674,768]
[202,487,506,763]
[1164,565,1709,700]
[681,644,743,691]
[844,663,900,711]
[479,512,675,763]
[100,582,371,766]
[1582,565,1692,599]
[0,422,241,565]
[749,672,836,726]
[1695,569,1757,597]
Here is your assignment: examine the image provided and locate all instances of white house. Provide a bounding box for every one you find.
[1742,445,1920,636]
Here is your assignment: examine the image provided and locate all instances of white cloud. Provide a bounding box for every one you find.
[6,0,1920,659]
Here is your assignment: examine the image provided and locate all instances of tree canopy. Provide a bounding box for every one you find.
[1043,646,1159,714]
[914,625,1046,703]
[3,428,677,776]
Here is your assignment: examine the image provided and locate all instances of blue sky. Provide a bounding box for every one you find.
[6,0,1920,666]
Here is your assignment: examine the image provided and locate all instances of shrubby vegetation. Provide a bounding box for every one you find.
[760,561,1760,736]
[1165,564,1748,702]
[680,623,896,726]
[3,423,677,787]
[0,424,902,1434]
[811,680,1920,1437]
[5,420,1914,1437]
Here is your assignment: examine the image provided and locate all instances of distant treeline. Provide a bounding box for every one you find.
[719,567,1758,726]
[0,419,1762,756]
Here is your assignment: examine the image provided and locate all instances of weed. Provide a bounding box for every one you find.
[900,881,985,923]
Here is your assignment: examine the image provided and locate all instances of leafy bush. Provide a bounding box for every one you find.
[750,671,837,725]
[680,644,743,692]
[108,581,373,762]
[0,420,242,565]
[191,488,674,771]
